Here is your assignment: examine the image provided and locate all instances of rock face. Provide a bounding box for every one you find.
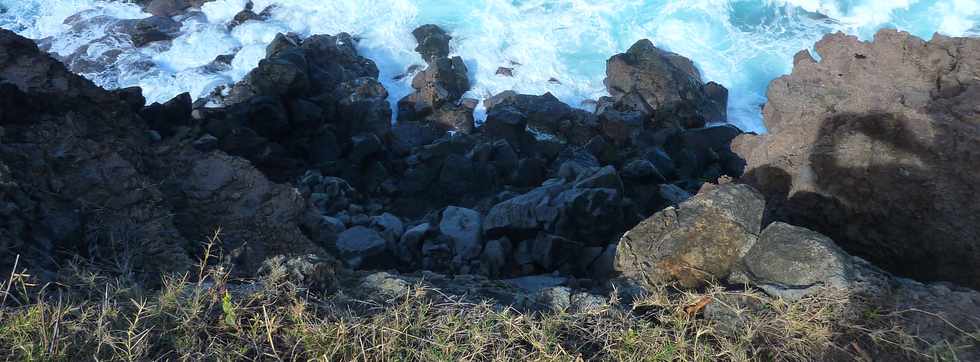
[614,184,765,288]
[732,29,980,289]
[0,28,328,282]
[0,29,192,281]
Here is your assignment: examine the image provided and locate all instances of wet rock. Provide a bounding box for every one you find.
[301,33,379,94]
[140,92,192,136]
[481,105,532,149]
[604,39,727,128]
[496,67,514,77]
[144,0,193,17]
[116,16,182,47]
[412,24,452,63]
[333,77,392,138]
[484,91,598,146]
[398,56,470,122]
[228,1,269,30]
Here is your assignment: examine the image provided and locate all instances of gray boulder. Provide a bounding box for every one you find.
[730,222,853,300]
[439,206,483,266]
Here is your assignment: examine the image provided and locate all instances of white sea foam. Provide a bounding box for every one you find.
[2,0,978,133]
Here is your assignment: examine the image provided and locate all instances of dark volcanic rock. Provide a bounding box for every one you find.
[140,0,212,17]
[140,92,193,136]
[732,29,980,289]
[0,29,191,281]
[397,25,472,134]
[412,24,452,63]
[484,91,598,146]
[605,39,727,128]
[114,16,183,47]
[0,29,329,282]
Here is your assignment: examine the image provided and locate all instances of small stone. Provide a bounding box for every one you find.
[496,67,514,77]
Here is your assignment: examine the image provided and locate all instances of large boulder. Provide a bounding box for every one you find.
[397,57,470,123]
[730,222,853,300]
[732,29,980,289]
[160,151,325,276]
[614,184,765,288]
[482,91,598,146]
[604,39,728,128]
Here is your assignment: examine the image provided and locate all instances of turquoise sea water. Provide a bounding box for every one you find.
[2,0,978,132]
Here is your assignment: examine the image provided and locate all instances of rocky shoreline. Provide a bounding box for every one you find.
[2,2,980,358]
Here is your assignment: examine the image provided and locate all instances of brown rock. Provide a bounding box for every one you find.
[614,184,765,289]
[732,29,980,288]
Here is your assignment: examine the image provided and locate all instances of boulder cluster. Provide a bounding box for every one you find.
[164,22,744,280]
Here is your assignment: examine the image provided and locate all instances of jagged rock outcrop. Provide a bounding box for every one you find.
[397,25,474,133]
[732,29,980,289]
[603,39,728,129]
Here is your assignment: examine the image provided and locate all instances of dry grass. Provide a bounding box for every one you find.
[0,243,973,361]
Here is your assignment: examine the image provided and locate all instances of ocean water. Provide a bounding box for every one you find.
[1,0,978,133]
